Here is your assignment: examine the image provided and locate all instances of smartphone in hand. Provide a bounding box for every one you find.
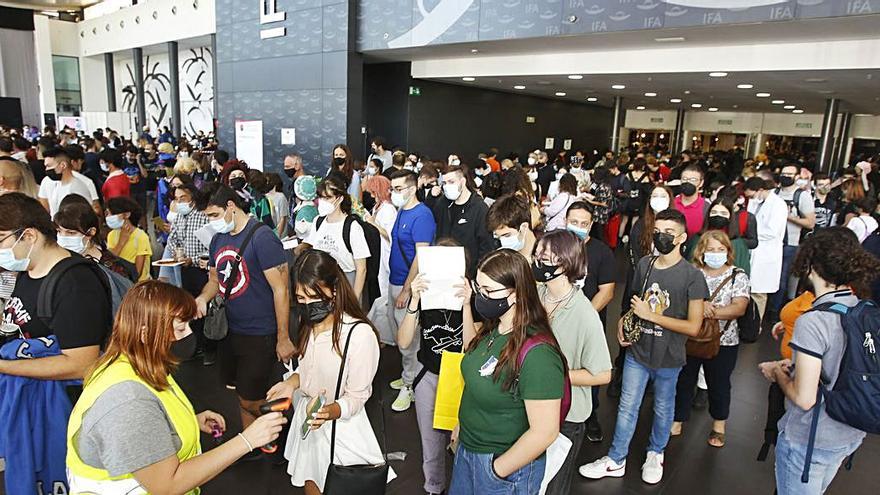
[301,395,326,440]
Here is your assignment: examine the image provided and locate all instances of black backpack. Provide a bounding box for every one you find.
[37,254,114,330]
[315,215,381,307]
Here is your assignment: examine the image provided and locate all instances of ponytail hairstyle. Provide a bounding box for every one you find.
[292,250,377,357]
[467,249,566,391]
[317,174,352,215]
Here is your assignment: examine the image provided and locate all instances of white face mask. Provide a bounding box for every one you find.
[443,183,461,201]
[57,233,87,254]
[391,190,408,208]
[208,208,235,234]
[451,159,461,166]
[650,196,670,213]
[317,198,336,217]
[528,157,537,166]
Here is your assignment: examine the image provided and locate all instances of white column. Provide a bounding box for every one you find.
[32,15,56,126]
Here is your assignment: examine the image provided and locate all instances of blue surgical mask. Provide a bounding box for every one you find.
[209,208,235,234]
[703,251,727,269]
[498,231,524,251]
[567,224,589,240]
[57,234,87,254]
[106,214,125,230]
[0,232,33,272]
[176,202,193,216]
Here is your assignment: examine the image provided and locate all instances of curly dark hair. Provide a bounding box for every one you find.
[792,227,880,298]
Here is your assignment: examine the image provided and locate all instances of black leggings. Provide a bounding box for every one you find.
[674,345,739,422]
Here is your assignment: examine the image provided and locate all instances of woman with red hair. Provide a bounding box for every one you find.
[362,174,398,342]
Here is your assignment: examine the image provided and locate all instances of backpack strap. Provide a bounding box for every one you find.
[223,222,262,300]
[37,254,112,323]
[315,215,325,231]
[802,388,824,483]
[342,215,354,255]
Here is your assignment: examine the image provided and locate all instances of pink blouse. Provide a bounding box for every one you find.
[295,315,380,420]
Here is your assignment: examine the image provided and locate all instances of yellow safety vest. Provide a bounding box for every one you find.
[66,356,201,494]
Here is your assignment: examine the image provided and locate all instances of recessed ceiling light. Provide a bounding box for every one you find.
[669,98,682,103]
[708,107,719,112]
[783,105,796,109]
[691,103,702,108]
[568,75,583,80]
[756,92,771,97]
[737,84,754,89]
[587,97,598,102]
[461,77,475,82]
[818,90,835,94]
[771,100,785,104]
[636,106,646,110]
[792,109,804,114]
[513,85,526,90]
[709,72,728,77]
[611,84,626,90]
[644,92,657,97]
[804,78,826,83]
[555,92,567,97]
[683,90,691,95]
[537,80,551,86]
[655,36,686,43]
[470,49,479,54]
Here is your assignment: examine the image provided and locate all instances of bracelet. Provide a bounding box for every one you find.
[237,433,254,452]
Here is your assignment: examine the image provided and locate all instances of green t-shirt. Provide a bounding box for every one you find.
[458,327,565,454]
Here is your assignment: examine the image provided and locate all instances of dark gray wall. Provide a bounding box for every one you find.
[214,0,361,174]
[406,79,613,162]
[363,62,411,153]
[358,0,874,51]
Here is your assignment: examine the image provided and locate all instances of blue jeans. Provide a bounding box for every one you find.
[775,431,862,495]
[608,354,682,464]
[449,445,545,495]
[770,244,798,315]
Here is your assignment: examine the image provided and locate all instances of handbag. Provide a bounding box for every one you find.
[324,323,389,495]
[621,256,659,344]
[203,222,261,340]
[686,270,738,359]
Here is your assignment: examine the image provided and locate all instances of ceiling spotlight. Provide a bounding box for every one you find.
[636,106,646,110]
[655,36,686,43]
[792,109,804,114]
[555,92,567,97]
[611,84,626,90]
[708,107,719,112]
[587,97,598,102]
[568,75,583,80]
[513,85,526,90]
[771,100,785,104]
[470,49,479,54]
[462,77,475,82]
[691,103,703,108]
[709,72,728,77]
[756,92,771,97]
[659,134,665,139]
[644,92,657,97]
[737,84,754,89]
[783,105,796,109]
[684,90,691,94]
[669,98,682,103]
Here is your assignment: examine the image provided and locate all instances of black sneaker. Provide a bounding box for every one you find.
[586,414,603,443]
[203,349,217,366]
[693,388,708,410]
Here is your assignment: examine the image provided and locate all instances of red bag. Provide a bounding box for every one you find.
[516,333,572,426]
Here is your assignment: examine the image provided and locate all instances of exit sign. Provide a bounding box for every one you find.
[718,119,733,125]
[795,122,813,129]
[409,86,421,96]
[650,117,664,123]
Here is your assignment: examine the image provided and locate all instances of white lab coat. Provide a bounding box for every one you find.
[748,191,788,293]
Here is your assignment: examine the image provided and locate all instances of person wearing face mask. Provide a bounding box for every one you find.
[534,151,556,202]
[673,165,709,238]
[0,193,113,493]
[433,165,494,277]
[66,281,287,495]
[450,249,566,495]
[266,250,392,493]
[486,193,536,262]
[368,137,393,172]
[671,231,750,449]
[329,144,361,201]
[195,183,293,455]
[106,196,152,281]
[416,163,442,210]
[98,148,130,200]
[743,177,788,323]
[811,173,837,230]
[543,173,578,231]
[581,209,708,485]
[37,147,93,217]
[770,164,816,318]
[535,231,612,495]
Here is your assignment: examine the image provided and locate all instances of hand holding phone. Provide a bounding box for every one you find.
[301,395,326,441]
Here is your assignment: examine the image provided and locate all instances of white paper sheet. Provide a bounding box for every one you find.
[194,224,217,249]
[417,246,466,311]
[539,433,573,495]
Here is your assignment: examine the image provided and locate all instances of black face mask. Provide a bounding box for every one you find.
[45,168,61,181]
[474,291,513,320]
[679,182,697,197]
[361,191,376,212]
[532,260,563,283]
[416,187,426,202]
[171,332,197,361]
[707,215,730,230]
[284,168,297,178]
[653,231,678,255]
[333,157,346,167]
[779,176,795,188]
[302,300,334,323]
[229,177,246,190]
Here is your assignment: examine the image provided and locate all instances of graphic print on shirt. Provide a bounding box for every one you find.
[422,323,463,354]
[643,282,670,337]
[2,297,31,337]
[214,246,251,300]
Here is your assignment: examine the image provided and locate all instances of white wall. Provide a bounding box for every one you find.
[33,15,56,126]
[685,111,764,135]
[49,19,79,57]
[852,115,880,140]
[625,109,830,138]
[624,110,677,131]
[80,55,109,112]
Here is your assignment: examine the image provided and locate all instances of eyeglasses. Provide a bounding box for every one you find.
[470,280,510,299]
[0,229,23,245]
[391,185,412,194]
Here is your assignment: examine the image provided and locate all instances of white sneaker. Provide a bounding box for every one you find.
[391,386,413,412]
[641,451,664,484]
[389,378,404,390]
[579,456,626,479]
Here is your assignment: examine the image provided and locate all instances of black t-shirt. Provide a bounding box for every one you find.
[814,196,838,229]
[581,237,616,324]
[417,308,464,374]
[2,264,111,350]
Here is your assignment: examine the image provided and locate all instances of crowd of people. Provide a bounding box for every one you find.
[0,122,879,495]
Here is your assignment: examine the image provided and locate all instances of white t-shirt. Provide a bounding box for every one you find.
[777,187,815,246]
[306,216,371,273]
[72,170,100,203]
[38,177,93,216]
[373,202,397,289]
[846,215,878,243]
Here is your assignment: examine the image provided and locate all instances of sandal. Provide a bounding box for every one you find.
[708,430,725,448]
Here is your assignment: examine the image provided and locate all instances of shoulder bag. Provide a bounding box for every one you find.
[203,222,261,340]
[323,322,389,495]
[621,256,659,344]
[686,270,738,359]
